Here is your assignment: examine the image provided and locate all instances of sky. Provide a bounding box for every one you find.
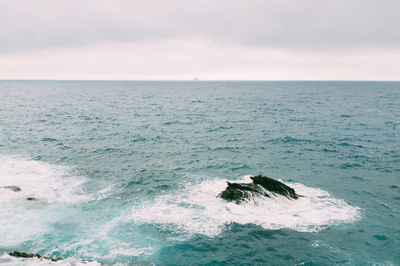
[0,0,399,80]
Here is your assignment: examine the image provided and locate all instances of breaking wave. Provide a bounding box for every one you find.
[131,176,360,236]
[0,156,89,246]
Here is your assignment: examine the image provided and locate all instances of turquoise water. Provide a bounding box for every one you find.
[0,80,399,265]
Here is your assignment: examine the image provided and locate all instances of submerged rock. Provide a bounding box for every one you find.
[219,174,300,203]
[2,186,21,192]
[26,197,48,204]
[8,251,62,262]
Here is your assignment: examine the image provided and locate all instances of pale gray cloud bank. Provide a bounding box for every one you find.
[0,0,399,80]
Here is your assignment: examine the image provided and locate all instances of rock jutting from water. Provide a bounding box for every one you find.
[26,197,38,201]
[218,174,301,203]
[2,186,22,192]
[8,251,62,262]
[7,251,99,264]
[1,186,44,202]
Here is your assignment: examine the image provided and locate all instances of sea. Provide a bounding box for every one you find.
[0,80,399,265]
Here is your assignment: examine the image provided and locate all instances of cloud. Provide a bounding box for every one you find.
[1,0,400,53]
[1,0,399,80]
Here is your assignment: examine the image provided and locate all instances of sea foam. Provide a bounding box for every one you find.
[131,175,360,236]
[0,156,89,246]
[0,156,88,204]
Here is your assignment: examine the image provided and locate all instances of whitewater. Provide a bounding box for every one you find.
[0,80,399,265]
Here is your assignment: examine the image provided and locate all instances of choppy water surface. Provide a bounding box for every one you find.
[0,81,399,265]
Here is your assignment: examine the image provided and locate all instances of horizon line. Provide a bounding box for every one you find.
[1,79,400,82]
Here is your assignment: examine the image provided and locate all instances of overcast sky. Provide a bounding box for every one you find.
[1,0,399,80]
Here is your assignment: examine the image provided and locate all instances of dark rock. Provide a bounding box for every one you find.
[219,182,268,202]
[251,174,298,199]
[219,174,300,203]
[9,251,63,262]
[9,251,40,259]
[26,197,37,201]
[2,186,21,192]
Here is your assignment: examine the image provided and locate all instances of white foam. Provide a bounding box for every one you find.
[0,156,88,204]
[0,156,89,245]
[0,155,151,261]
[131,176,360,236]
[108,246,153,257]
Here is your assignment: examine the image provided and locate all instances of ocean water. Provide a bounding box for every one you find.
[0,80,399,265]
